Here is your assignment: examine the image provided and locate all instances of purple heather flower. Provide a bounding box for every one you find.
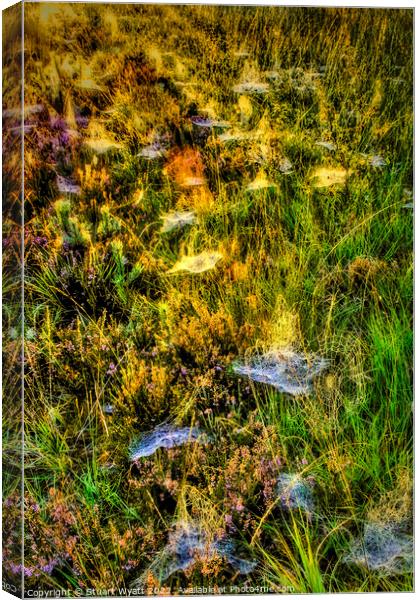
[10,563,21,575]
[41,564,54,574]
[32,236,48,247]
[41,558,59,574]
[224,514,233,525]
[76,115,89,128]
[50,116,67,130]
[60,132,70,145]
[36,135,47,151]
[106,362,117,376]
[180,367,188,377]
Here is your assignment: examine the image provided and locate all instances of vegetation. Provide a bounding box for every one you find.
[2,2,413,595]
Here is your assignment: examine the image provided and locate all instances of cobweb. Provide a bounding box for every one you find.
[276,473,315,514]
[160,211,196,233]
[56,175,81,194]
[344,521,413,576]
[130,424,207,460]
[233,349,328,395]
[190,116,230,129]
[168,251,223,274]
[134,522,256,584]
[138,141,168,160]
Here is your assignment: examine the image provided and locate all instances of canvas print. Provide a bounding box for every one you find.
[2,2,413,597]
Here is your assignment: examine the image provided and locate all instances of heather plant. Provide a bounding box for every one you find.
[2,2,413,595]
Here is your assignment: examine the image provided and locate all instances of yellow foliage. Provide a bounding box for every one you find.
[77,163,110,194]
[371,78,383,111]
[266,295,298,350]
[120,353,146,404]
[84,122,122,154]
[237,94,253,123]
[119,352,170,411]
[368,468,413,525]
[176,186,215,214]
[246,170,276,192]
[171,303,236,365]
[229,261,249,282]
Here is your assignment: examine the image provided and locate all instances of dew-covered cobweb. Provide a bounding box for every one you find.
[133,521,256,584]
[233,349,328,395]
[276,473,315,513]
[56,175,81,194]
[232,81,270,95]
[168,251,223,274]
[315,141,336,152]
[190,116,230,129]
[129,424,207,460]
[138,141,167,160]
[160,211,196,233]
[344,522,413,576]
[279,158,293,174]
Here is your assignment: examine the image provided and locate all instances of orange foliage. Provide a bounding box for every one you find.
[164,147,205,187]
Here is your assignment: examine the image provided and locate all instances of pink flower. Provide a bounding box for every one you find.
[107,362,117,375]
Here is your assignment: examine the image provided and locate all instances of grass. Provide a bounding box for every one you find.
[2,2,413,595]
